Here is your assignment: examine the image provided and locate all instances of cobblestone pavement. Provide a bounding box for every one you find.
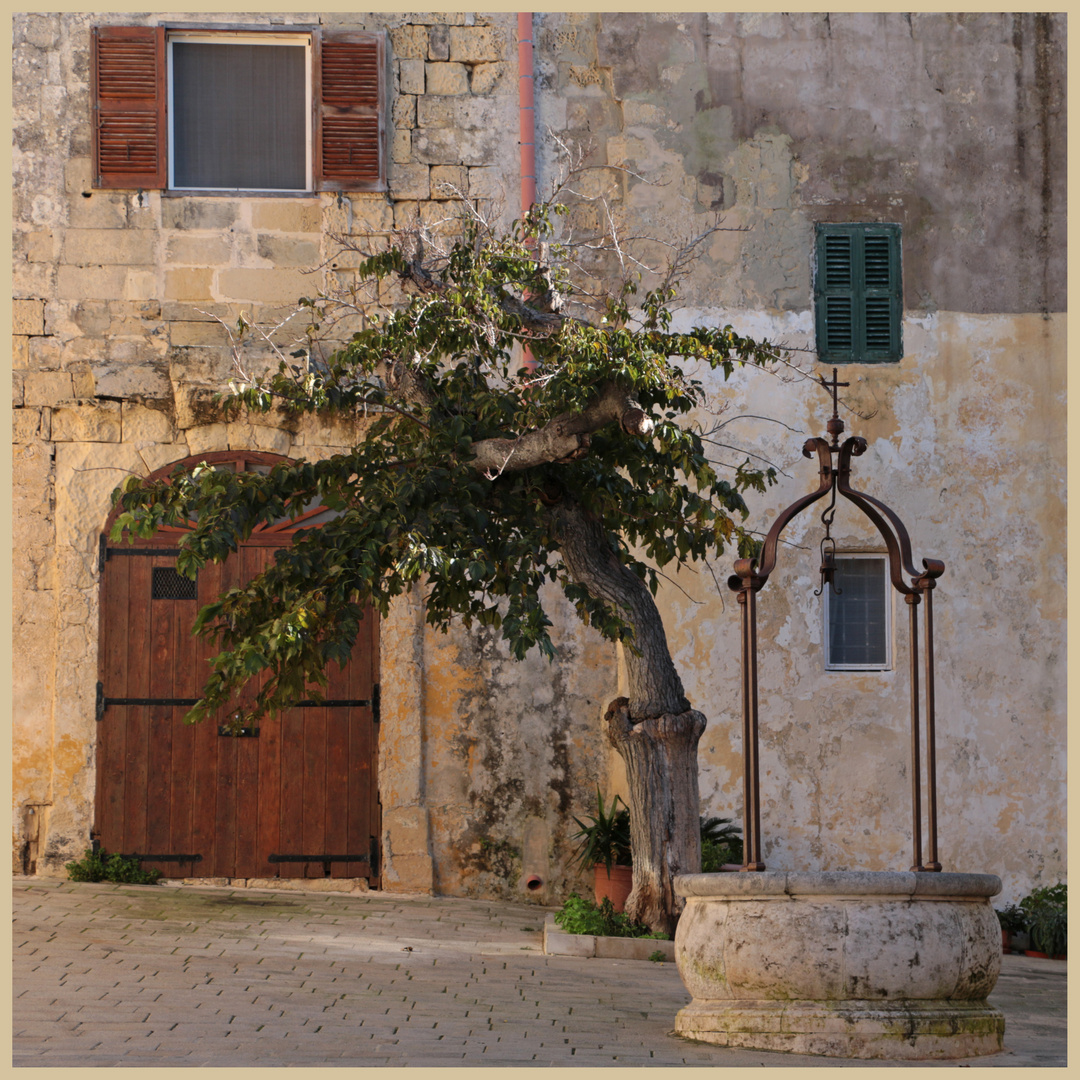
[13,878,1067,1067]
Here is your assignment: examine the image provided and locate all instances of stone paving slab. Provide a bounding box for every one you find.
[12,877,1067,1067]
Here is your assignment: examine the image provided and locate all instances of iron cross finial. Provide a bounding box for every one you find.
[819,367,849,447]
[819,367,849,419]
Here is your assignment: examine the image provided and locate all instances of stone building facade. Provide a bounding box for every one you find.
[12,12,1065,905]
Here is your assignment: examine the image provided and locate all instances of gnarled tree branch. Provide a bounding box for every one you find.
[468,383,655,475]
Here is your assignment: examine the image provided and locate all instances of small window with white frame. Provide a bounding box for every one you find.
[824,554,892,670]
[168,31,312,192]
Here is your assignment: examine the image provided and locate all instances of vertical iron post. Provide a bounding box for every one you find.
[746,583,764,870]
[906,593,924,871]
[737,589,751,870]
[736,582,765,872]
[923,585,941,870]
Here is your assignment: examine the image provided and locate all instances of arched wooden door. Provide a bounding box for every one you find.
[95,451,380,883]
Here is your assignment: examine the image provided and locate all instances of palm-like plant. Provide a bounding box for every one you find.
[700,815,743,870]
[570,788,632,872]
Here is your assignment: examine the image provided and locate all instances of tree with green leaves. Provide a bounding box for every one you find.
[112,192,781,934]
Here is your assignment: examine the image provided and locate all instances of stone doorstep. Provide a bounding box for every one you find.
[542,914,675,962]
[158,877,370,894]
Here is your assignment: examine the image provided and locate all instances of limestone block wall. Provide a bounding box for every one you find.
[11,10,615,900]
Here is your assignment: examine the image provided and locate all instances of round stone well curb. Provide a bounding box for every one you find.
[672,870,1005,1060]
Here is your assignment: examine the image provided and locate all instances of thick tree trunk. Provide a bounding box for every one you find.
[604,698,705,936]
[551,499,705,935]
[550,500,689,719]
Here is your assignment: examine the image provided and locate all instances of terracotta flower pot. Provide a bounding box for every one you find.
[593,864,633,912]
[1025,949,1067,960]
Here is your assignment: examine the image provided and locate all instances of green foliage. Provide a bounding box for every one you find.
[554,893,669,940]
[699,815,743,870]
[65,847,107,881]
[1020,883,1067,956]
[571,789,632,871]
[65,849,163,885]
[995,904,1026,934]
[648,949,667,963]
[108,197,782,727]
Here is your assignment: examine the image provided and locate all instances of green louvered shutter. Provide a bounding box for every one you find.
[815,224,902,363]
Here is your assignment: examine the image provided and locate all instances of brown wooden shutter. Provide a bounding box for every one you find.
[92,25,167,189]
[314,31,386,192]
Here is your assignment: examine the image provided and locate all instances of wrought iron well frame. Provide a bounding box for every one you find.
[727,371,944,873]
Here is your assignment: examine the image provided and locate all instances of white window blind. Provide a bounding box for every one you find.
[825,555,890,670]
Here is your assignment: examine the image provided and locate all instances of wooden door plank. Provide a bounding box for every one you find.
[211,551,242,878]
[346,607,376,880]
[322,622,351,878]
[278,705,305,878]
[249,543,280,880]
[233,545,265,879]
[325,703,350,878]
[143,555,176,875]
[302,702,328,879]
[122,557,153,856]
[190,557,221,877]
[256,681,282,879]
[368,608,381,886]
[169,568,200,877]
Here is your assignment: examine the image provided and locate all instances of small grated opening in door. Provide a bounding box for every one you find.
[151,567,197,600]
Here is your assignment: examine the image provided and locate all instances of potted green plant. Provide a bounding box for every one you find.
[995,904,1026,954]
[571,789,633,912]
[1020,883,1067,959]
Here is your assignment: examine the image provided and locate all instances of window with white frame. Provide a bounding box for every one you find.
[824,554,891,670]
[168,33,311,192]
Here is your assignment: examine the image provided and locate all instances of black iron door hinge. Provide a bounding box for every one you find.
[268,853,371,877]
[97,682,375,721]
[120,853,203,865]
[99,535,181,572]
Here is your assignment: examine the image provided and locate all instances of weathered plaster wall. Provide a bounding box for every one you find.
[537,11,1065,315]
[419,591,615,902]
[652,311,1065,904]
[12,12,1066,905]
[532,11,1065,902]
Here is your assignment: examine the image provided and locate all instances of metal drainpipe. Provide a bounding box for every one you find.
[518,12,538,372]
[518,12,537,216]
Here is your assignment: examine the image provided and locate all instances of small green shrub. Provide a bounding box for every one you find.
[554,893,669,940]
[995,904,1026,934]
[65,847,107,882]
[1020,882,1067,956]
[66,849,162,886]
